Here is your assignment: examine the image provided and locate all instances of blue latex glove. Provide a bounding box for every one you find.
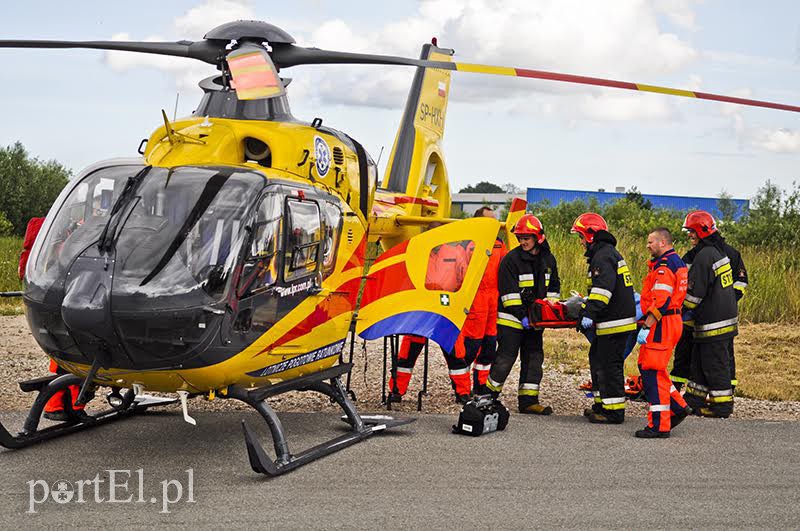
[636,326,650,345]
[521,316,531,329]
[682,309,695,322]
[581,317,594,330]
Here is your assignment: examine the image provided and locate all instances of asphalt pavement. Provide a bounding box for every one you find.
[0,408,798,528]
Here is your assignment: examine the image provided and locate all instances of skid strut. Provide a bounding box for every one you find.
[0,373,176,449]
[227,363,413,477]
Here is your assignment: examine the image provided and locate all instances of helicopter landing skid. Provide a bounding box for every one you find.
[0,373,176,450]
[227,363,414,477]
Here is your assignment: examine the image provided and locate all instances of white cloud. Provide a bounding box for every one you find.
[752,128,800,153]
[102,0,700,123]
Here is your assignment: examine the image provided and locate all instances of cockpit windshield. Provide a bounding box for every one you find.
[27,164,265,308]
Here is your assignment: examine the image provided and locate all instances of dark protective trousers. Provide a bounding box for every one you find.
[487,325,544,407]
[672,327,737,388]
[588,332,630,421]
[684,339,734,417]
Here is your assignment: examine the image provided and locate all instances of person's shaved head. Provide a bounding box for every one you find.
[646,227,673,258]
[650,227,673,244]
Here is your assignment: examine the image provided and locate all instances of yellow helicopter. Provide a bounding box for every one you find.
[0,20,797,476]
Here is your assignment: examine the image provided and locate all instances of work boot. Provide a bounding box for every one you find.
[455,394,470,406]
[387,391,403,404]
[587,412,624,424]
[583,403,603,417]
[519,403,553,415]
[670,406,692,429]
[635,426,670,439]
[43,410,69,422]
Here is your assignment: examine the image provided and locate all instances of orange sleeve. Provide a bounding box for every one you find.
[646,265,676,320]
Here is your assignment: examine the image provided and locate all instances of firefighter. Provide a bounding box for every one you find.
[466,207,507,394]
[572,213,636,424]
[18,217,89,421]
[671,214,747,393]
[680,211,739,418]
[388,235,472,404]
[634,227,692,438]
[486,214,561,415]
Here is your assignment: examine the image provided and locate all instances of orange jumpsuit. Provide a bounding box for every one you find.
[639,248,688,432]
[455,238,507,392]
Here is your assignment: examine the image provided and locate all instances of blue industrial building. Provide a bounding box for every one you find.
[526,187,749,221]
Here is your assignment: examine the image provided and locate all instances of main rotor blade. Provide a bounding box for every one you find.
[273,44,800,114]
[0,39,222,64]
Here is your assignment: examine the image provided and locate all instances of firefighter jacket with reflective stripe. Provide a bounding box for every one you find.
[582,231,637,336]
[497,241,560,329]
[683,234,738,342]
[722,240,748,301]
[641,248,687,319]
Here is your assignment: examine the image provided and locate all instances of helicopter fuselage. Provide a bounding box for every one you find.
[23,117,377,394]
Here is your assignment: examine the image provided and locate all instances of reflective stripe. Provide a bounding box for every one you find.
[396,367,413,374]
[588,292,610,304]
[695,325,737,338]
[695,317,738,332]
[688,381,709,392]
[618,260,627,267]
[487,377,503,391]
[593,396,603,403]
[733,281,747,290]
[595,316,637,335]
[650,404,671,412]
[590,287,612,299]
[545,273,551,282]
[474,363,491,371]
[669,385,679,393]
[686,263,692,270]
[731,379,738,386]
[519,383,540,390]
[498,312,521,324]
[518,389,540,396]
[603,403,626,410]
[685,294,702,304]
[709,388,733,397]
[497,318,523,330]
[518,274,534,288]
[602,397,626,405]
[712,256,731,270]
[501,293,523,308]
[670,375,688,384]
[709,395,733,403]
[653,282,674,294]
[546,291,561,299]
[519,274,534,282]
[449,367,470,376]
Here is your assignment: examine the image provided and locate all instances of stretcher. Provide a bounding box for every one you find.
[527,296,582,329]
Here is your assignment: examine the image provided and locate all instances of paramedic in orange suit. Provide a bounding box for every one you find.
[635,227,692,438]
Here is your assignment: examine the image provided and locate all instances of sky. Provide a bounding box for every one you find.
[1,0,799,201]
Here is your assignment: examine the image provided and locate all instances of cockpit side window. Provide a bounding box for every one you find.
[284,198,321,282]
[239,194,283,296]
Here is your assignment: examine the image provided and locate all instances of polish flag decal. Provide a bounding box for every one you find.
[437,81,446,97]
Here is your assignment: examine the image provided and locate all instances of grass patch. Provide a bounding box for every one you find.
[544,324,800,401]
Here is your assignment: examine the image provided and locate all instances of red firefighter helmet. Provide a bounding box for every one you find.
[570,213,608,244]
[513,214,546,244]
[682,210,717,238]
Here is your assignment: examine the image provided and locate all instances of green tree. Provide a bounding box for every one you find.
[459,181,504,193]
[625,186,653,210]
[717,190,738,221]
[0,142,71,235]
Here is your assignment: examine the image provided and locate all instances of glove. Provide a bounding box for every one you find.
[636,326,650,345]
[581,317,594,330]
[521,317,531,329]
[682,309,695,322]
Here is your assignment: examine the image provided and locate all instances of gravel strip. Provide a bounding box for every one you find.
[1,315,797,421]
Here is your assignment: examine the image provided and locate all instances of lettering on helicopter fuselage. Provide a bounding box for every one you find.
[275,279,315,298]
[246,339,346,378]
[417,103,444,129]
